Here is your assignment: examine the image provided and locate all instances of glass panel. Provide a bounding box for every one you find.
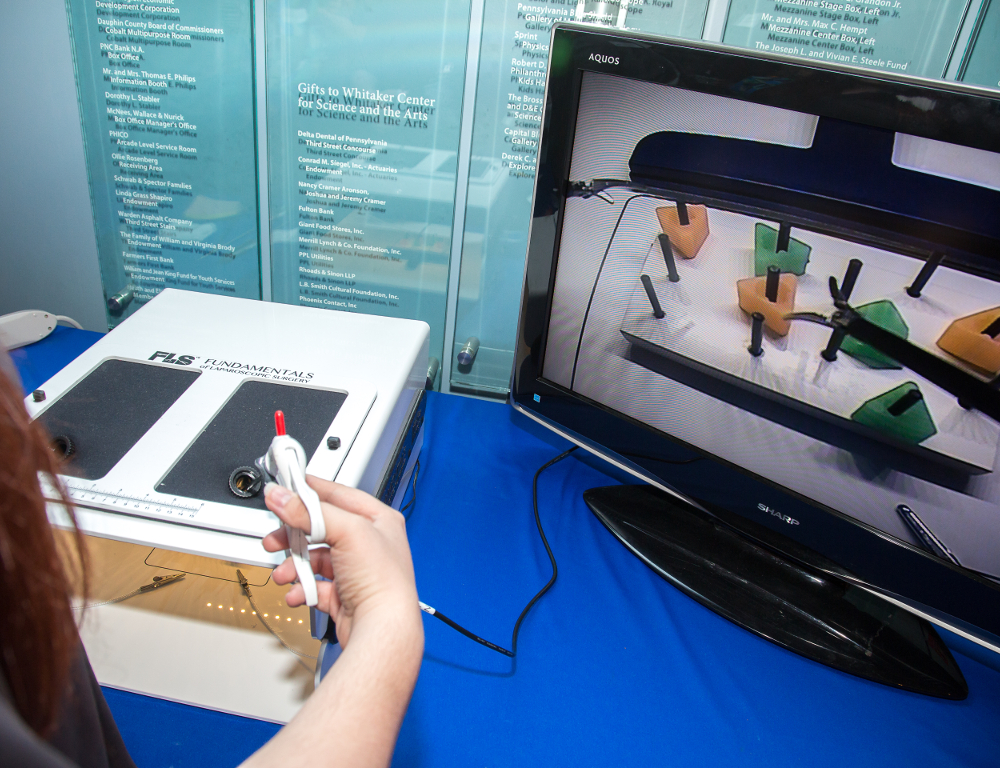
[451,0,711,396]
[959,0,1000,89]
[723,0,972,77]
[265,0,472,371]
[65,0,262,327]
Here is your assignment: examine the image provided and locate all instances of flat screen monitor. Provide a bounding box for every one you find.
[512,24,1000,697]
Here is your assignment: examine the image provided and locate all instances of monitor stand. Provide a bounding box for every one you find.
[584,484,968,699]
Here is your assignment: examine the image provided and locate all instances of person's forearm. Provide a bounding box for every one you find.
[242,608,423,768]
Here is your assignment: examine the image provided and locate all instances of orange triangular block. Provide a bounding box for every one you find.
[656,204,709,259]
[937,306,1000,374]
[737,273,797,336]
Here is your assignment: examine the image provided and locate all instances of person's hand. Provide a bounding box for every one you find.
[262,477,420,649]
[243,479,422,768]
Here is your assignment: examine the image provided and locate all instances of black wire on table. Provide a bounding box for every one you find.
[420,446,578,658]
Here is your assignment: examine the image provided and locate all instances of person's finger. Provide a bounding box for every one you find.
[267,479,385,556]
[284,578,340,614]
[272,556,292,585]
[262,526,289,552]
[309,497,374,551]
[264,483,313,533]
[282,581,304,606]
[306,476,386,522]
[316,548,334,580]
[272,548,333,585]
[318,579,341,616]
[263,527,340,567]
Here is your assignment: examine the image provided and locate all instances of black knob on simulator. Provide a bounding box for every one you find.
[906,253,944,298]
[51,435,74,459]
[658,234,680,283]
[748,312,765,357]
[640,274,665,319]
[229,466,263,498]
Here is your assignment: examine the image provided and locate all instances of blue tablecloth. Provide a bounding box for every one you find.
[14,330,1000,768]
[8,325,105,394]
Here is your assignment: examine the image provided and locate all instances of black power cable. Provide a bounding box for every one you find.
[418,446,578,657]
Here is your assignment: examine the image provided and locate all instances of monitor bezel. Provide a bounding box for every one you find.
[511,24,1000,650]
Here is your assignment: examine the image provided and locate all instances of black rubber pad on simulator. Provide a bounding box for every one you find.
[37,359,201,480]
[157,380,347,509]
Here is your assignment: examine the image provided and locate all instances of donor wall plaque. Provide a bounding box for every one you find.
[67,0,261,326]
[723,0,973,77]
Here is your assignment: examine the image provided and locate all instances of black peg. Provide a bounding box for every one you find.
[821,328,847,362]
[840,259,863,302]
[32,389,46,402]
[676,201,689,226]
[327,436,341,449]
[906,253,944,298]
[765,265,781,303]
[640,274,665,319]
[776,222,791,253]
[982,315,1000,339]
[748,312,765,357]
[658,234,680,283]
[888,388,923,417]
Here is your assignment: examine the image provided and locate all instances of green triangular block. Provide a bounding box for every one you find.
[851,382,936,445]
[754,223,812,276]
[841,299,909,369]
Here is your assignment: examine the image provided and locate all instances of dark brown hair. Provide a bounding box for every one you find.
[0,367,87,736]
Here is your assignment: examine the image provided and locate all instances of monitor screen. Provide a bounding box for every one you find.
[513,25,1000,652]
